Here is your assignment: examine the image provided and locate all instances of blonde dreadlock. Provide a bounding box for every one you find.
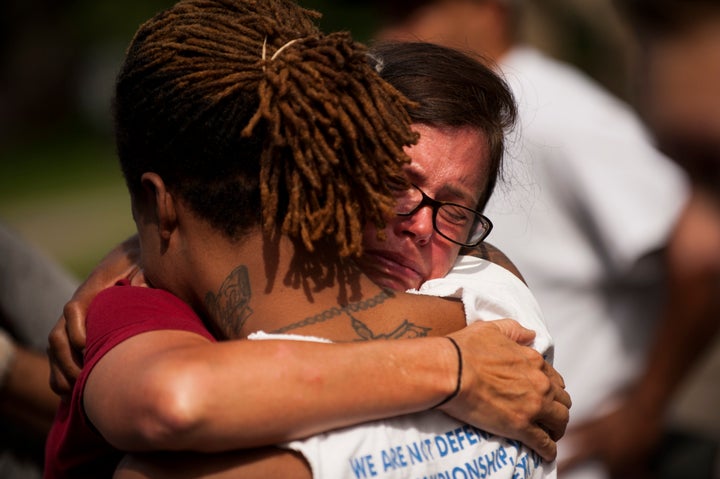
[114,0,418,258]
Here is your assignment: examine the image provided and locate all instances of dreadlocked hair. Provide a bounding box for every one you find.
[114,0,418,257]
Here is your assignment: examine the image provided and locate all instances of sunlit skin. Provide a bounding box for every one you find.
[358,123,491,291]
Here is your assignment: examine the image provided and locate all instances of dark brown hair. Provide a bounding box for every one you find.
[369,41,517,209]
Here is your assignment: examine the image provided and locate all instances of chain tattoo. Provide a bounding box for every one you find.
[206,265,432,340]
[271,289,432,340]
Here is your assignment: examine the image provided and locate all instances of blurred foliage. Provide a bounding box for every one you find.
[0,118,116,202]
[0,0,384,194]
[0,0,385,278]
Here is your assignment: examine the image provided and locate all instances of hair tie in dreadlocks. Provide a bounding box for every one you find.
[270,38,300,61]
[262,37,301,70]
[243,27,418,258]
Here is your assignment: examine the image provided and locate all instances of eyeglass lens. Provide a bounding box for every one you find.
[394,185,491,246]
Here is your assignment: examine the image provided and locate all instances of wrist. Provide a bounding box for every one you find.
[433,337,463,409]
[373,337,462,414]
[0,329,17,391]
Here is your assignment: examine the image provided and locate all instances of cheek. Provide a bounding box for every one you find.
[361,225,380,250]
[428,242,462,280]
[361,219,397,249]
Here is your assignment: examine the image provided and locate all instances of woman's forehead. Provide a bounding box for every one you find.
[403,124,489,202]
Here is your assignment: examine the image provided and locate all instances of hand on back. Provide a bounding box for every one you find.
[48,236,144,395]
[441,319,571,462]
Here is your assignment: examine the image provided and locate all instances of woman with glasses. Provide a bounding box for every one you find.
[265,43,554,478]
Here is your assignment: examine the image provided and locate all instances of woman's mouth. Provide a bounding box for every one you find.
[358,250,425,291]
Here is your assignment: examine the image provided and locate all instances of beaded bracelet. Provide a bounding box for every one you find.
[433,336,463,409]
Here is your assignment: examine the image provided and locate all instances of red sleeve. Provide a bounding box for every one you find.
[84,282,216,370]
[44,284,217,478]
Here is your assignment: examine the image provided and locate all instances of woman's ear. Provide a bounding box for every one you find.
[140,172,177,242]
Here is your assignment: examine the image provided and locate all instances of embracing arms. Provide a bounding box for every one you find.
[49,235,570,461]
[85,318,565,457]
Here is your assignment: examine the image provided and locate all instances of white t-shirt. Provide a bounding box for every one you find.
[252,256,555,479]
[485,46,689,479]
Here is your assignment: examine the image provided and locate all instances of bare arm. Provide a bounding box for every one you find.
[461,242,526,283]
[0,332,60,436]
[110,317,567,479]
[86,330,459,452]
[56,239,569,461]
[634,189,720,421]
[51,238,526,390]
[559,189,720,475]
[85,318,567,461]
[114,448,311,479]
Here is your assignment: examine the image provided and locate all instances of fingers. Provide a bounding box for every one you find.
[542,361,571,411]
[488,318,536,345]
[519,361,570,453]
[518,424,557,463]
[47,317,82,396]
[542,359,565,386]
[514,380,569,461]
[64,300,88,353]
[536,362,571,442]
[47,298,90,396]
[128,267,148,287]
[537,399,571,442]
[553,384,572,411]
[47,237,142,397]
[442,321,572,463]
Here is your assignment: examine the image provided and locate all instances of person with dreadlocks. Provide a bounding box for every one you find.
[43,1,570,477]
[111,40,560,479]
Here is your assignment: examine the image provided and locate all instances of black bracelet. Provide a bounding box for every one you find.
[432,336,463,409]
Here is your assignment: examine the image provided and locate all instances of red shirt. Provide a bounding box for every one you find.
[44,283,215,478]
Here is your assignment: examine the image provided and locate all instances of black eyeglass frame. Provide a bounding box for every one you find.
[396,184,493,247]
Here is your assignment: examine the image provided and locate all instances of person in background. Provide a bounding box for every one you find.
[372,0,718,477]
[616,0,720,194]
[615,0,720,476]
[0,222,77,479]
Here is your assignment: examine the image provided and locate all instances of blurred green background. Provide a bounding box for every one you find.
[0,0,635,279]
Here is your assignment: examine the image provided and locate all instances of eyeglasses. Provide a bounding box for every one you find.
[395,184,493,247]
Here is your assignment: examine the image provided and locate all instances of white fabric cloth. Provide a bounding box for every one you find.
[252,255,555,478]
[408,255,553,364]
[485,46,690,479]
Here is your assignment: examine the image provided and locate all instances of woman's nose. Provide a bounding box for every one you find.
[398,206,434,245]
